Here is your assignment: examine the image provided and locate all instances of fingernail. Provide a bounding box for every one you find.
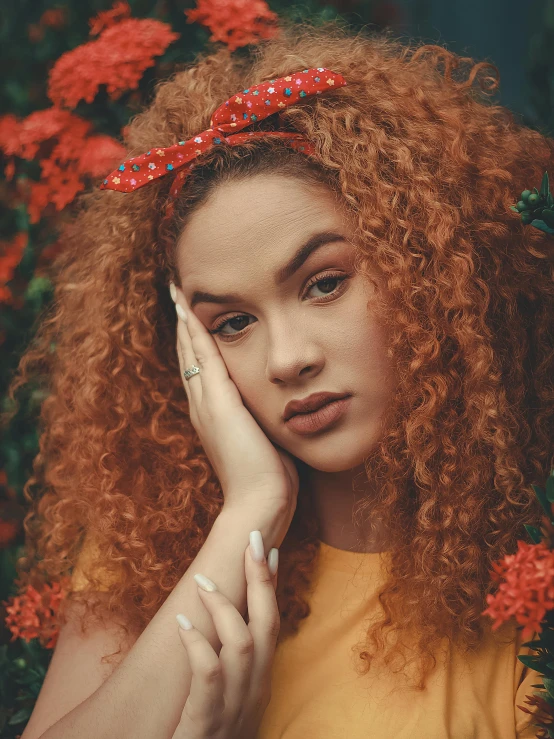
[249,530,265,563]
[176,613,193,630]
[193,573,218,592]
[268,548,279,576]
[169,282,177,303]
[176,303,187,323]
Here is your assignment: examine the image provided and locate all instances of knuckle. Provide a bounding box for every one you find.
[190,347,208,365]
[234,634,255,655]
[258,570,274,586]
[201,660,223,683]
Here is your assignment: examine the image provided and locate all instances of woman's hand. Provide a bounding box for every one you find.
[172,532,279,739]
[171,283,299,548]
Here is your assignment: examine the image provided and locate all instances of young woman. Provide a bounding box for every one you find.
[10,20,552,739]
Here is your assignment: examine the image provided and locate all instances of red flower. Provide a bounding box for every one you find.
[77,135,130,177]
[28,24,45,44]
[3,579,70,650]
[0,232,28,304]
[12,107,92,160]
[185,0,279,52]
[48,18,180,109]
[0,519,18,548]
[0,114,22,156]
[39,8,68,30]
[3,107,126,223]
[482,540,554,641]
[89,0,131,36]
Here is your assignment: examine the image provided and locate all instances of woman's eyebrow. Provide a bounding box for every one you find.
[189,230,347,309]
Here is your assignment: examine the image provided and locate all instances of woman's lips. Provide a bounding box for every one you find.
[284,396,352,435]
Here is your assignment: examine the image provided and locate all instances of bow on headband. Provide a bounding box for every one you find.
[99,67,347,208]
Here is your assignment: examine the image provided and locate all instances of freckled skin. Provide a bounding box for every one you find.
[176,174,397,552]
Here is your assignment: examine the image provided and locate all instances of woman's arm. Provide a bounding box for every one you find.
[36,506,287,739]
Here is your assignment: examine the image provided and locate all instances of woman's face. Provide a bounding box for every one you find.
[175,174,396,473]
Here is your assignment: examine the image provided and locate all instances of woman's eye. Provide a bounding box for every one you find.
[208,273,349,340]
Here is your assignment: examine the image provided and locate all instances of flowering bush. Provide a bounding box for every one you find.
[482,466,554,736]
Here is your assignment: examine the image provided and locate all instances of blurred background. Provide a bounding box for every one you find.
[1,0,552,735]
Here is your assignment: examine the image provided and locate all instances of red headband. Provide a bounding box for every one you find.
[99,67,347,216]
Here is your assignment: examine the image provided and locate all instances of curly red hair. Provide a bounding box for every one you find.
[4,20,553,690]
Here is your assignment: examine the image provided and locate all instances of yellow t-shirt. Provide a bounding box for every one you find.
[71,538,543,738]
[258,542,542,739]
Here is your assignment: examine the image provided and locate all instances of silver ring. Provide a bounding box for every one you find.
[183,365,201,381]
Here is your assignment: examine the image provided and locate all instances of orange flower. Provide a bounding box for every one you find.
[48,18,180,109]
[3,579,70,650]
[482,540,554,641]
[185,0,279,52]
[89,0,132,36]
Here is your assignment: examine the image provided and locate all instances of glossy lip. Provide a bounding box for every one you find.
[283,391,351,421]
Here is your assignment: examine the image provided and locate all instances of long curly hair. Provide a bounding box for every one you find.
[4,20,553,691]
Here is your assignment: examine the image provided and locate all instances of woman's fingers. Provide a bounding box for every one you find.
[175,305,203,409]
[174,290,245,409]
[175,574,255,732]
[243,538,280,707]
[174,534,280,736]
[175,620,225,734]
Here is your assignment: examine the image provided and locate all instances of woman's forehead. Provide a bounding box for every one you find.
[177,175,347,259]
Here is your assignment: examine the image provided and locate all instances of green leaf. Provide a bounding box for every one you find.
[541,208,554,228]
[540,171,550,199]
[524,524,543,543]
[544,677,554,699]
[530,219,554,235]
[519,654,547,671]
[8,705,32,725]
[532,483,553,516]
[547,470,554,503]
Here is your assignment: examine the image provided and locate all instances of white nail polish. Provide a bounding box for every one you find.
[249,530,265,563]
[268,548,279,576]
[194,573,218,592]
[176,303,187,322]
[176,613,193,630]
[169,282,177,303]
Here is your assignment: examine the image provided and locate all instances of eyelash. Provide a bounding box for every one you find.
[207,271,350,341]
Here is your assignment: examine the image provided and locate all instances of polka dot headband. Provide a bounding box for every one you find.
[99,67,347,218]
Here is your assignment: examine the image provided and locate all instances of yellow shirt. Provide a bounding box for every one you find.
[258,542,541,739]
[72,539,542,738]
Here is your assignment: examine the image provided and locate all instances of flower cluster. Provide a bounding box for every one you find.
[483,539,554,641]
[185,0,279,52]
[3,579,70,650]
[481,469,554,736]
[48,18,180,109]
[0,108,126,223]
